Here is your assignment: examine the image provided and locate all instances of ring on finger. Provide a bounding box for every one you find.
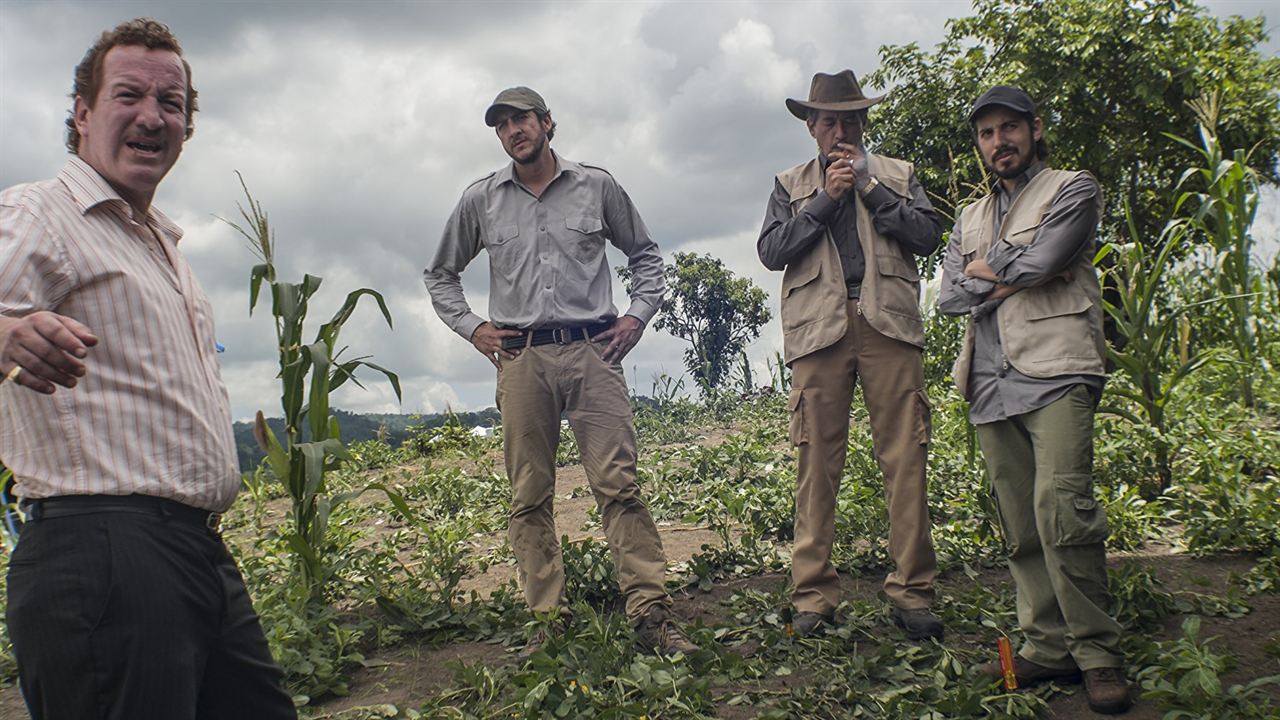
[4,365,21,383]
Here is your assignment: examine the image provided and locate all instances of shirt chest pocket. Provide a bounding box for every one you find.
[486,223,525,277]
[555,215,605,268]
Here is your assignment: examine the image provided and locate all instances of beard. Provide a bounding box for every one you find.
[989,144,1035,179]
[509,133,547,165]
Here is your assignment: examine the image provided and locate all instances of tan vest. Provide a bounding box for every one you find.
[951,169,1107,399]
[775,154,925,364]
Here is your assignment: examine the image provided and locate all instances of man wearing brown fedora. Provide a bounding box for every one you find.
[424,86,698,657]
[758,69,943,639]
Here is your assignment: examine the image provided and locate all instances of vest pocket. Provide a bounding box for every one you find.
[1053,472,1109,546]
[875,253,920,281]
[1002,219,1043,246]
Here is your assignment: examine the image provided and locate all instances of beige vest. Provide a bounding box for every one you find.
[951,169,1107,399]
[775,154,925,364]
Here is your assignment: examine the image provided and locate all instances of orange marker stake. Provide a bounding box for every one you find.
[997,636,1018,690]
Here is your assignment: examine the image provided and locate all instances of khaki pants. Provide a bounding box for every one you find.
[496,339,669,622]
[788,300,937,614]
[976,385,1123,670]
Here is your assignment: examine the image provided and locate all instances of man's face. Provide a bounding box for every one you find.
[807,110,864,159]
[494,108,552,165]
[74,44,188,212]
[974,106,1041,180]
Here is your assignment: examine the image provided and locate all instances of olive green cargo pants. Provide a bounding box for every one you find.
[976,385,1124,671]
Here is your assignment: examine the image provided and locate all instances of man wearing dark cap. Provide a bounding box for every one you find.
[758,70,943,640]
[424,87,697,656]
[937,85,1131,714]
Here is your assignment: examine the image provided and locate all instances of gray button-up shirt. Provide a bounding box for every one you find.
[938,162,1104,424]
[757,156,942,295]
[424,152,665,340]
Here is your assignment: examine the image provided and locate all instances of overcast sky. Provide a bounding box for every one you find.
[2,0,1275,420]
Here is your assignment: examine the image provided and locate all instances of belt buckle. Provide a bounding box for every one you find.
[553,327,572,345]
[206,512,222,535]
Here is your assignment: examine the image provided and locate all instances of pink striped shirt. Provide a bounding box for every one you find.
[0,158,240,511]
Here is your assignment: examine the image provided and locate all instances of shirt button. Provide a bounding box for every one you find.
[540,226,546,232]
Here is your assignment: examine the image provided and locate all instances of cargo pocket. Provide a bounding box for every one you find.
[1053,473,1109,546]
[788,388,808,447]
[912,389,932,446]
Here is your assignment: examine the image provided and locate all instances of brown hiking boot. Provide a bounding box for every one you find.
[516,612,569,657]
[980,654,1082,686]
[890,606,944,641]
[518,625,551,658]
[1084,667,1133,714]
[790,611,834,638]
[634,606,700,655]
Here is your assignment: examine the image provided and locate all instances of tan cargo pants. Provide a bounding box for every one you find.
[496,338,669,622]
[976,384,1124,670]
[788,300,938,615]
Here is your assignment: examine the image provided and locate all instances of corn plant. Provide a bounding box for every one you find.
[1098,203,1218,498]
[225,174,410,605]
[1169,92,1266,408]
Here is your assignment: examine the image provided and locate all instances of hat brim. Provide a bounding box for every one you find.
[786,95,884,120]
[485,101,538,127]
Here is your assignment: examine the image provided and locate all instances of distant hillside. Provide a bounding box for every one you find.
[233,407,501,471]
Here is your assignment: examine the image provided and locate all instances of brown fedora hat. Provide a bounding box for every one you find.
[786,69,885,120]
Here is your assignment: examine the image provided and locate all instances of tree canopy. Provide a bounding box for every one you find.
[864,0,1280,241]
[622,252,771,396]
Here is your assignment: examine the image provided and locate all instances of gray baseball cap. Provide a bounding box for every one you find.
[484,86,549,127]
[969,85,1036,123]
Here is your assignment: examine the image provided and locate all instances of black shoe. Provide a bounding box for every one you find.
[890,606,944,640]
[980,655,1082,686]
[790,611,834,638]
[634,606,700,655]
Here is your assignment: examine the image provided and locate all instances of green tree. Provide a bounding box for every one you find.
[864,0,1280,240]
[621,252,771,396]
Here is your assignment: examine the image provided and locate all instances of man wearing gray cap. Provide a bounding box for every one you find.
[424,86,697,656]
[937,85,1131,714]
[758,70,943,641]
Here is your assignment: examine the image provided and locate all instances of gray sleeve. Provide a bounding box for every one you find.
[423,193,486,341]
[937,212,995,316]
[864,171,943,257]
[757,179,835,271]
[987,174,1100,287]
[602,177,664,325]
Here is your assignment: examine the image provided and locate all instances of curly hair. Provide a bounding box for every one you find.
[65,18,198,153]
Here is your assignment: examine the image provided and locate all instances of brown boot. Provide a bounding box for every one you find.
[1084,667,1133,714]
[634,606,700,655]
[980,654,1082,687]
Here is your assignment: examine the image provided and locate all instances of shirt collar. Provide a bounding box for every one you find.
[58,156,184,243]
[495,149,579,189]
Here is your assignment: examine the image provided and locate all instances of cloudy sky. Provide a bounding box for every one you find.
[2,0,1275,420]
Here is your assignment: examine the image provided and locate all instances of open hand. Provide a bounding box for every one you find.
[0,312,99,394]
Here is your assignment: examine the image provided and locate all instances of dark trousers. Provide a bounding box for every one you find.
[6,504,297,720]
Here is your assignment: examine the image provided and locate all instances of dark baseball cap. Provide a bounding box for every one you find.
[484,86,549,127]
[969,85,1036,123]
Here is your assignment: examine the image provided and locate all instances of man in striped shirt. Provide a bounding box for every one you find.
[0,18,295,719]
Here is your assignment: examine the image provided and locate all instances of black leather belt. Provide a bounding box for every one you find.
[23,494,222,534]
[501,321,613,351]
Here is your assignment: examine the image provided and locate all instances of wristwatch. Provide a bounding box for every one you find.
[858,176,880,197]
